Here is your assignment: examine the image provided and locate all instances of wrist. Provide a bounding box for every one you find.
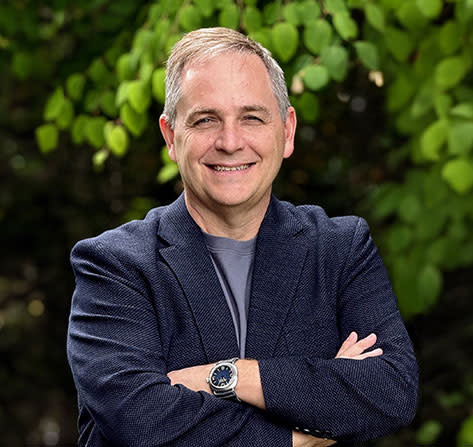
[234,359,266,409]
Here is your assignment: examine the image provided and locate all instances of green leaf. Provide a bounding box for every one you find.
[442,158,473,193]
[116,81,131,107]
[411,82,435,119]
[434,93,452,119]
[72,115,88,145]
[66,73,86,102]
[128,80,151,114]
[152,68,166,104]
[416,0,443,19]
[120,103,148,137]
[93,148,109,170]
[105,124,129,157]
[249,28,273,52]
[385,27,414,62]
[178,5,202,31]
[365,3,385,32]
[157,163,180,183]
[219,4,240,29]
[435,57,468,90]
[438,21,462,55]
[415,207,447,240]
[354,41,379,70]
[44,87,65,121]
[12,51,33,80]
[243,6,262,32]
[133,28,154,51]
[421,119,448,161]
[299,1,321,25]
[458,415,473,447]
[296,92,319,123]
[386,225,413,253]
[455,0,473,24]
[282,3,301,26]
[215,0,233,9]
[333,11,358,40]
[303,19,333,55]
[272,22,299,62]
[56,98,74,130]
[387,73,416,111]
[302,64,330,91]
[36,124,59,154]
[85,117,107,149]
[194,0,215,18]
[381,0,402,9]
[263,1,282,24]
[139,63,154,84]
[84,89,102,113]
[417,264,442,309]
[396,2,429,30]
[321,46,349,81]
[448,121,473,155]
[116,54,135,81]
[88,58,110,86]
[101,91,118,117]
[450,102,473,119]
[398,194,422,223]
[325,0,347,14]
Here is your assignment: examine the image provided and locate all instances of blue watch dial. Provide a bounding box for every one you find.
[211,365,232,387]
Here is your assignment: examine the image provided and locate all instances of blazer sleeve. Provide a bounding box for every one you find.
[67,239,291,447]
[258,217,418,445]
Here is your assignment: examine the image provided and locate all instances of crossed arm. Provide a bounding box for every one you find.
[168,331,383,447]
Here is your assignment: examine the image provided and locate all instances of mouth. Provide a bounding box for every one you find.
[207,163,255,172]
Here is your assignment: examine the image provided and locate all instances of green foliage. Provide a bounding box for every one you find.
[458,415,473,446]
[26,0,473,323]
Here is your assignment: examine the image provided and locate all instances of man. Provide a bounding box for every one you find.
[67,28,418,446]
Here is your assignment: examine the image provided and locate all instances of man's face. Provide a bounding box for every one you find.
[160,51,296,216]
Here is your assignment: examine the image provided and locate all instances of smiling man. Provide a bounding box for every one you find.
[67,28,418,447]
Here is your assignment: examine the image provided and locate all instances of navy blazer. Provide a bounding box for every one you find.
[67,194,418,446]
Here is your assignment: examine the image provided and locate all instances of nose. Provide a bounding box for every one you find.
[215,122,243,153]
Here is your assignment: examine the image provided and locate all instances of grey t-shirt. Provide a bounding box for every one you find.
[203,233,257,358]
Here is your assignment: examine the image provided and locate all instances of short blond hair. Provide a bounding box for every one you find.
[163,27,290,127]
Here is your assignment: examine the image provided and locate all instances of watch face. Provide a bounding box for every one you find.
[211,365,233,388]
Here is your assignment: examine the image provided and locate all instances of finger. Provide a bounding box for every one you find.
[340,347,383,360]
[355,348,383,360]
[336,331,358,357]
[338,333,378,358]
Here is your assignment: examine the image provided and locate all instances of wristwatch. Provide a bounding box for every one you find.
[206,357,240,401]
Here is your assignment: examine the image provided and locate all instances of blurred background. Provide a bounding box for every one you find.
[1,0,473,445]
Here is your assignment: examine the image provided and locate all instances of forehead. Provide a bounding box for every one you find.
[177,52,277,114]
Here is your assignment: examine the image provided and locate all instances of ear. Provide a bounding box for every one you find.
[159,114,177,162]
[283,106,297,159]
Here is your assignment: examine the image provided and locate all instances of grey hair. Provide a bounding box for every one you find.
[163,27,290,128]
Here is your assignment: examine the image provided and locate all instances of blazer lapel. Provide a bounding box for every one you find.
[245,197,308,359]
[157,195,239,363]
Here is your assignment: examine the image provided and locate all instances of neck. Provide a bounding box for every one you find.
[184,192,270,241]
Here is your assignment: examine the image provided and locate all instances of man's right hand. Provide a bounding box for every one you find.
[335,331,383,360]
[292,430,336,447]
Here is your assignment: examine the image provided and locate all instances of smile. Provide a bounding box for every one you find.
[210,164,254,172]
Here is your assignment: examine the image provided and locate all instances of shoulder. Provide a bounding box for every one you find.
[70,205,168,267]
[276,198,368,240]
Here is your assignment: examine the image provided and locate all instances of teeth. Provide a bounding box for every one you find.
[212,164,251,172]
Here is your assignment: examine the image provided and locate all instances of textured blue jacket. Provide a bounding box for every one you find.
[67,194,418,446]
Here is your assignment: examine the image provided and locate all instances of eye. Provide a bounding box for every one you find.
[194,117,215,127]
[244,115,264,124]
